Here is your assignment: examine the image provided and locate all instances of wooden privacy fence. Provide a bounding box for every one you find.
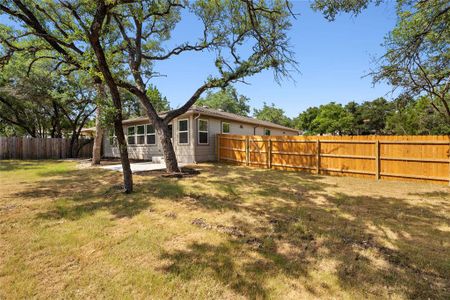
[217,134,450,185]
[0,136,93,159]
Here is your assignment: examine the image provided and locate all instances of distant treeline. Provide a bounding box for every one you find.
[293,96,450,135]
[189,87,450,135]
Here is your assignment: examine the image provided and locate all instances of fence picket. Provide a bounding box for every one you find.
[218,134,450,185]
[0,137,93,160]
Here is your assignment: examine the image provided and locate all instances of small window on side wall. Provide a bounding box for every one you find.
[178,119,189,144]
[146,124,156,145]
[222,122,230,134]
[136,125,145,144]
[264,129,271,136]
[127,126,136,145]
[198,119,208,144]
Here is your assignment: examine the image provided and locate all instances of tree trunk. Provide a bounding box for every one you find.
[92,106,103,164]
[114,118,133,192]
[89,9,133,193]
[92,84,106,165]
[51,101,62,138]
[154,120,180,173]
[69,129,79,158]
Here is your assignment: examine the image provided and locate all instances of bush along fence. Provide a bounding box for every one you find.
[217,134,450,185]
[0,136,93,159]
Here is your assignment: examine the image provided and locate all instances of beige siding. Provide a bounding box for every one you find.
[173,115,195,163]
[194,117,220,162]
[254,127,296,136]
[103,113,298,163]
[104,116,195,163]
[193,117,298,162]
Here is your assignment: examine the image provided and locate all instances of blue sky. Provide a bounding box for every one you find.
[0,1,398,118]
[150,1,398,117]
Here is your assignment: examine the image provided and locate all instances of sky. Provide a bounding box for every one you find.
[0,1,399,118]
[149,1,399,117]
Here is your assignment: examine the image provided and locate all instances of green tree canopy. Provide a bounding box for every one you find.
[356,97,395,134]
[386,95,450,135]
[293,106,319,134]
[311,102,354,135]
[197,86,250,116]
[0,54,96,156]
[253,102,293,127]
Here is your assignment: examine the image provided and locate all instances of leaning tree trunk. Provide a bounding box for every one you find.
[89,13,133,193]
[114,118,133,192]
[155,120,180,173]
[92,83,106,165]
[92,107,103,164]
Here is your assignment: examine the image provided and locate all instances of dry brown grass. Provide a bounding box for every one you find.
[0,160,449,299]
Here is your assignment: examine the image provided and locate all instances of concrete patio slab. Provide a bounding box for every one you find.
[100,162,185,173]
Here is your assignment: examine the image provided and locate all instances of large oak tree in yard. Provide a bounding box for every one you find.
[0,0,296,192]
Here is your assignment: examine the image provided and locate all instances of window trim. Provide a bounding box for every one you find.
[264,128,271,136]
[197,118,209,145]
[136,124,145,145]
[146,124,156,146]
[221,121,230,134]
[177,118,189,145]
[127,125,136,145]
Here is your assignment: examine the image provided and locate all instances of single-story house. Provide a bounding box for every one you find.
[91,105,299,163]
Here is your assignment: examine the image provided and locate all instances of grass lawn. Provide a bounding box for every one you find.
[0,160,449,299]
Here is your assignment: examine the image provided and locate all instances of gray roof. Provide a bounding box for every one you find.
[122,105,298,132]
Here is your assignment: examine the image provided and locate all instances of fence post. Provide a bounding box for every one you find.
[216,134,220,162]
[375,140,380,180]
[267,139,272,169]
[245,136,249,166]
[316,139,321,174]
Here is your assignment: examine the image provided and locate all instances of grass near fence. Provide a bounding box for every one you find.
[1,160,449,299]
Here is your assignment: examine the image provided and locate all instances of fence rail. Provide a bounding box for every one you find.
[0,137,93,159]
[217,134,450,185]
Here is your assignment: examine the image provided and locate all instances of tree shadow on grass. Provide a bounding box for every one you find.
[157,166,450,299]
[160,241,273,299]
[11,162,450,298]
[0,160,66,172]
[13,167,153,220]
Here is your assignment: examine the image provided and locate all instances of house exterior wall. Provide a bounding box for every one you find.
[193,116,298,162]
[103,115,195,163]
[103,113,298,163]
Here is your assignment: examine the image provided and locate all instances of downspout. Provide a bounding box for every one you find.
[193,112,201,164]
[253,125,259,135]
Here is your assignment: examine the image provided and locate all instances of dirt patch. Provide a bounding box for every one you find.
[137,167,200,178]
[164,212,177,219]
[191,218,260,247]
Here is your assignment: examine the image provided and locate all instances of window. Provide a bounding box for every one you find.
[127,126,135,145]
[264,128,271,136]
[136,125,145,144]
[146,124,156,145]
[178,119,189,144]
[109,128,117,146]
[222,122,230,134]
[198,119,208,144]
